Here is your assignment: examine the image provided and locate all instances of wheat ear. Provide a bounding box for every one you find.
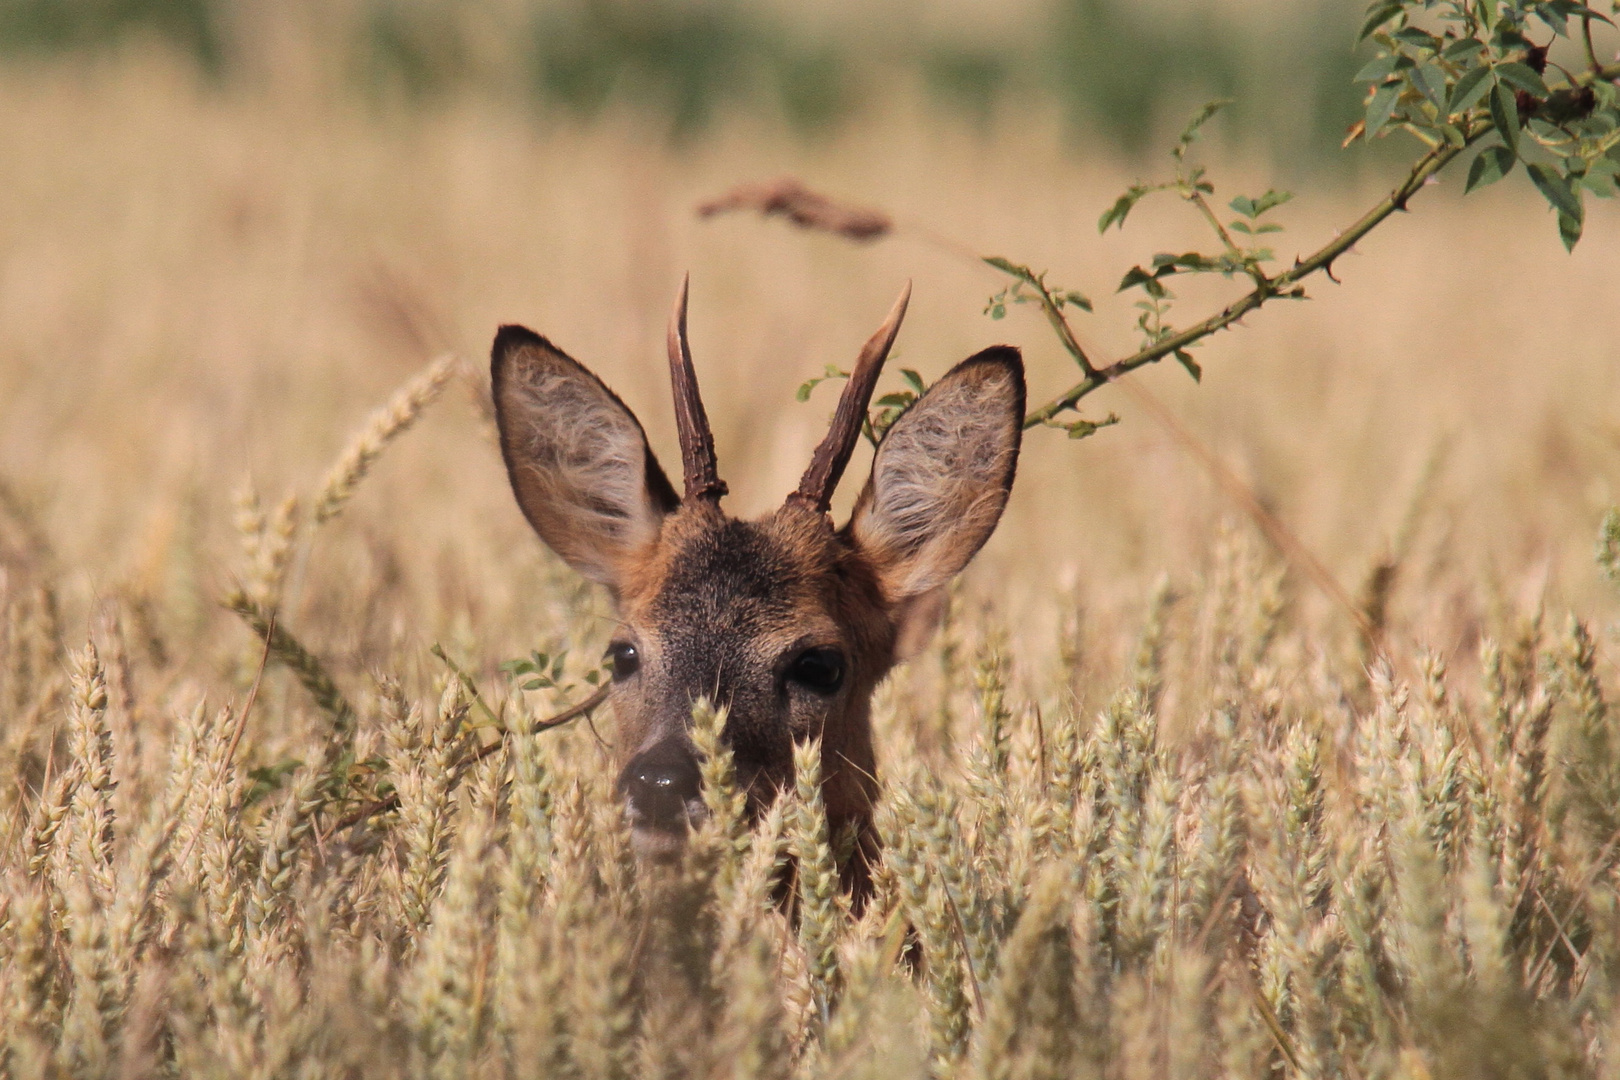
[312,355,457,525]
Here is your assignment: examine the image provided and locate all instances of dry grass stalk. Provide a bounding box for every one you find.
[225,591,356,741]
[695,177,891,241]
[6,444,1620,1078]
[312,355,458,526]
[790,739,843,1028]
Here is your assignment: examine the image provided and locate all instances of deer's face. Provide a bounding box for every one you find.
[608,505,892,859]
[490,281,1023,883]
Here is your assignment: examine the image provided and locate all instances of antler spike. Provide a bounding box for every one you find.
[667,274,727,503]
[790,281,911,514]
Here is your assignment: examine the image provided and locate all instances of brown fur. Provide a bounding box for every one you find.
[491,315,1025,902]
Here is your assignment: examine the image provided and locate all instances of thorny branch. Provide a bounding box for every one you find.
[1023,57,1620,429]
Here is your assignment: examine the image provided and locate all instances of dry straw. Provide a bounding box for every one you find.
[312,355,458,526]
[7,349,1620,1078]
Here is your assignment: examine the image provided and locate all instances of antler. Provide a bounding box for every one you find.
[790,281,911,514]
[667,274,728,503]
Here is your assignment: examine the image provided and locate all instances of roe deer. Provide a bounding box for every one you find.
[490,278,1024,899]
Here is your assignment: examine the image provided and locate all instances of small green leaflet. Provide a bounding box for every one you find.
[796,364,848,402]
[1409,63,1447,110]
[1447,65,1493,115]
[1061,413,1120,439]
[1495,62,1549,98]
[502,649,570,691]
[1175,99,1231,160]
[1528,162,1584,222]
[1441,38,1485,62]
[1365,83,1402,138]
[1490,82,1520,153]
[1098,185,1152,233]
[1358,0,1403,41]
[1229,190,1293,219]
[1465,146,1516,192]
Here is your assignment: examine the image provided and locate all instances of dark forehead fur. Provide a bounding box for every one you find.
[653,513,830,624]
[622,503,891,664]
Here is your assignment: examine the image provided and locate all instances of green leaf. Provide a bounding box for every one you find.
[1365,82,1403,138]
[1359,0,1404,40]
[1062,413,1120,439]
[874,392,915,408]
[901,369,926,395]
[796,363,849,402]
[1059,290,1093,312]
[1443,38,1486,60]
[1229,189,1293,219]
[1392,26,1441,51]
[1579,156,1620,197]
[982,255,1028,277]
[1490,81,1521,152]
[1354,54,1401,83]
[1118,266,1154,291]
[1528,162,1584,220]
[1174,349,1203,382]
[1175,99,1231,158]
[1174,252,1223,273]
[1558,210,1583,249]
[1410,63,1448,109]
[1465,145,1517,191]
[1496,62,1549,96]
[1098,194,1134,232]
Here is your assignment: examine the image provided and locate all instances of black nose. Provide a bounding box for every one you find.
[618,740,702,830]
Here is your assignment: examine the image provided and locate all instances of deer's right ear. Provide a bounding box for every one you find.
[492,326,680,588]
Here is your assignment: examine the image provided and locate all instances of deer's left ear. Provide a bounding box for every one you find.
[846,346,1024,654]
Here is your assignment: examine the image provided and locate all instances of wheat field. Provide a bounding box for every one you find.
[3,30,1620,1078]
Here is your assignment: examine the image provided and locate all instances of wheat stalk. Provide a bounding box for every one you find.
[312,355,457,526]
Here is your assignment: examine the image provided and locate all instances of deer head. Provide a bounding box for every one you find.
[490,278,1024,897]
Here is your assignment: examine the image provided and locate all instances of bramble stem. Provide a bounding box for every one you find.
[1023,137,1462,427]
[1186,187,1269,291]
[1023,59,1620,430]
[1033,283,1098,377]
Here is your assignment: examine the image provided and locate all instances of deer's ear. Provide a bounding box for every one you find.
[848,347,1024,629]
[492,326,679,588]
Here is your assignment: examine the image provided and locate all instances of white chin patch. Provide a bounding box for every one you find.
[631,826,686,864]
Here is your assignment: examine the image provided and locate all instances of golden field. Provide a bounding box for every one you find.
[1,27,1620,1077]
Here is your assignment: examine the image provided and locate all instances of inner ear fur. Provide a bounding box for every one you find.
[491,325,679,587]
[847,346,1025,610]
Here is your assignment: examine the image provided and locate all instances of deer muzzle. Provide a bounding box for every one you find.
[617,737,704,850]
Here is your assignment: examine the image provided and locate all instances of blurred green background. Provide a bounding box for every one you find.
[0,0,1367,162]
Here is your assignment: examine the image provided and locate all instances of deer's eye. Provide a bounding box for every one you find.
[605,641,640,682]
[786,647,845,695]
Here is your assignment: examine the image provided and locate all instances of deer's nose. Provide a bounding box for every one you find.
[618,740,702,831]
